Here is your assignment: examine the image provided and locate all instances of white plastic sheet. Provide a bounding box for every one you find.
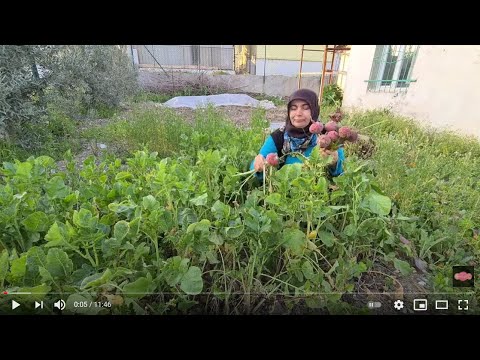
[162,94,276,109]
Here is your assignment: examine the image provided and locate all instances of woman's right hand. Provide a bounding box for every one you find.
[320,148,338,165]
[253,154,266,172]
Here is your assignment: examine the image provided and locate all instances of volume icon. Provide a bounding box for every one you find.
[54,299,65,310]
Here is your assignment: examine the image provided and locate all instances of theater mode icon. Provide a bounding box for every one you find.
[435,300,448,310]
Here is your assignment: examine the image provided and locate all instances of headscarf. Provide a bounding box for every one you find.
[284,88,320,138]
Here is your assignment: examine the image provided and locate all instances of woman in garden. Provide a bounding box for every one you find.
[250,88,344,179]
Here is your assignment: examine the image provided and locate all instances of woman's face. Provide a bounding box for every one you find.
[289,100,312,129]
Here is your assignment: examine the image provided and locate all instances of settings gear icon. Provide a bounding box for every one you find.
[393,300,404,310]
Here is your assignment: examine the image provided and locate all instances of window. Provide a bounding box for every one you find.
[367,45,419,92]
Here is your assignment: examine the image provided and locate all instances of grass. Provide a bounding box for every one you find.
[212,70,230,75]
[5,93,478,281]
[94,104,118,119]
[82,105,191,158]
[83,103,480,244]
[132,85,235,104]
[341,109,479,277]
[81,104,267,162]
[0,107,82,163]
[132,91,173,104]
[85,103,480,242]
[248,93,287,107]
[2,95,479,307]
[80,103,479,296]
[320,104,339,120]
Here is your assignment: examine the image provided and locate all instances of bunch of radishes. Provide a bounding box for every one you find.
[309,108,358,150]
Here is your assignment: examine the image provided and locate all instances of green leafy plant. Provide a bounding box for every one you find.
[322,84,343,107]
[1,105,478,315]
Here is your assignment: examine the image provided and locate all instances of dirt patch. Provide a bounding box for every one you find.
[342,261,430,314]
[56,117,115,171]
[219,105,286,125]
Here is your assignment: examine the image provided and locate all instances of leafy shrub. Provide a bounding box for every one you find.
[0,45,55,145]
[322,84,343,106]
[0,45,138,155]
[45,45,139,117]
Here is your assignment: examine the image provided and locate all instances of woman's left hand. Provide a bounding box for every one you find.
[320,148,338,165]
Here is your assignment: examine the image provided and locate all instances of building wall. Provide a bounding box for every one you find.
[343,45,480,138]
[138,69,321,98]
[254,45,344,78]
[256,45,324,61]
[256,59,323,76]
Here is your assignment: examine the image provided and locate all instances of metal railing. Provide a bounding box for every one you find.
[366,45,419,93]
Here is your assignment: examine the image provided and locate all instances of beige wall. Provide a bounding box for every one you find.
[256,45,335,62]
[343,45,480,139]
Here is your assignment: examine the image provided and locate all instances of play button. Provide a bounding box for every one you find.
[12,300,20,310]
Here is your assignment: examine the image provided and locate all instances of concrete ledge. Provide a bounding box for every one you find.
[138,69,322,98]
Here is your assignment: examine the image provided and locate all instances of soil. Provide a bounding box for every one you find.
[342,261,430,315]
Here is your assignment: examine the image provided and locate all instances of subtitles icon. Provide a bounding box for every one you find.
[452,266,474,287]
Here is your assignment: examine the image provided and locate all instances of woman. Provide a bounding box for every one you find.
[250,88,344,179]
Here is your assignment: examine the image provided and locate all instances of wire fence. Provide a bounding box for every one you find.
[133,45,350,97]
[133,45,349,84]
[136,45,234,71]
[250,45,349,86]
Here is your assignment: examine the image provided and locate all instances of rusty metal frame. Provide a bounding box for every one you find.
[298,45,351,105]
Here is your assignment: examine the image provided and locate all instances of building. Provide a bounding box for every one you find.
[343,45,480,138]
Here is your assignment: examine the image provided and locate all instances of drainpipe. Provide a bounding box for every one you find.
[130,45,135,68]
[262,45,267,94]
